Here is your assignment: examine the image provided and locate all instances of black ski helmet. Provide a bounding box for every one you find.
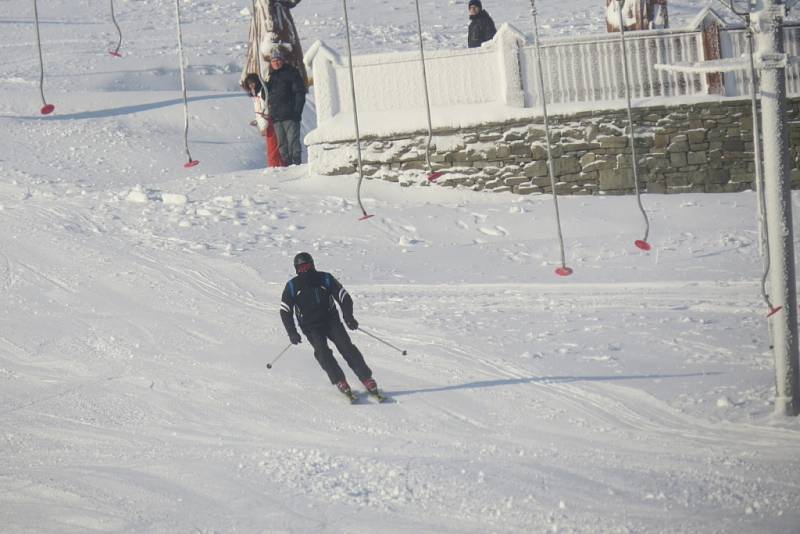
[293,252,315,273]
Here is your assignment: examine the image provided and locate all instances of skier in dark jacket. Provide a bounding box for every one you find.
[467,0,496,48]
[266,49,306,165]
[280,252,380,398]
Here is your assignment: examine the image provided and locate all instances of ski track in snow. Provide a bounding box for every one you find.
[3,151,800,533]
[2,187,799,532]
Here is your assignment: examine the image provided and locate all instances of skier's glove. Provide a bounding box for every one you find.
[344,316,358,331]
[289,332,302,345]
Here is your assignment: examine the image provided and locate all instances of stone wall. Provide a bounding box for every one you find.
[307,97,800,195]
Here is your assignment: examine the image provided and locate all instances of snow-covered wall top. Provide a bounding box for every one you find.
[304,13,800,145]
[304,24,525,127]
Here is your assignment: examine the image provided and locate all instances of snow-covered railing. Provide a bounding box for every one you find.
[304,25,525,126]
[521,28,707,105]
[304,17,800,141]
[723,24,800,97]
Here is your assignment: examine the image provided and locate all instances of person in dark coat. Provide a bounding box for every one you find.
[280,252,381,397]
[467,0,496,48]
[266,49,306,165]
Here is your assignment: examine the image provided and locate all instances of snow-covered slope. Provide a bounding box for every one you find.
[1,1,799,533]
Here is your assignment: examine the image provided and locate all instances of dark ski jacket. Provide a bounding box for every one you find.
[468,10,497,48]
[266,63,306,122]
[280,270,355,336]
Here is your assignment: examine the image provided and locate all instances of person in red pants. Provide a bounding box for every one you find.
[244,73,284,167]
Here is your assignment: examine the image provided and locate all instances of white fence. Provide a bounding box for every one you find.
[304,14,800,141]
[304,26,524,126]
[520,28,707,105]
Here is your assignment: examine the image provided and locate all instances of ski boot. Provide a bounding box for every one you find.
[336,379,357,403]
[362,377,387,402]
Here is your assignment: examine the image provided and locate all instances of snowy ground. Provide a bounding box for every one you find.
[2,1,800,533]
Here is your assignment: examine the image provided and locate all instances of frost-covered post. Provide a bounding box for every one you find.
[304,41,340,125]
[754,0,800,416]
[493,24,526,107]
[697,10,724,94]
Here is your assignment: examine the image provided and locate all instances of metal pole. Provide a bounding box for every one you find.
[110,0,123,56]
[746,27,767,259]
[413,0,435,174]
[266,343,292,369]
[32,0,52,114]
[744,25,777,314]
[175,0,197,168]
[529,0,572,276]
[756,0,799,416]
[341,0,370,219]
[616,0,651,248]
[357,327,407,355]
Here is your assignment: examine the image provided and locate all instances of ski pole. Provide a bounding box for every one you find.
[357,327,407,355]
[266,343,292,369]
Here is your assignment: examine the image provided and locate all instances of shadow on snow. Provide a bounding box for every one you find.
[6,93,242,121]
[387,372,721,398]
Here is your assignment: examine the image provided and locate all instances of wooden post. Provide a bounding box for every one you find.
[700,16,724,94]
[687,7,729,95]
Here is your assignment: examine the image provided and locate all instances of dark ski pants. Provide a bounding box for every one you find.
[304,320,372,385]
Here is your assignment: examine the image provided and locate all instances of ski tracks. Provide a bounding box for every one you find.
[354,283,794,443]
[0,249,15,293]
[347,282,800,528]
[133,250,269,313]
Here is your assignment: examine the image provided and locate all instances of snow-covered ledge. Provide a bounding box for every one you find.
[303,41,341,125]
[303,24,526,145]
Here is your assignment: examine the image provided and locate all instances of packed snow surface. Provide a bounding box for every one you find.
[1,1,799,533]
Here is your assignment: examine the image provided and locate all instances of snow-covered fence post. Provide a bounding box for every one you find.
[304,41,340,125]
[493,24,526,107]
[755,0,800,416]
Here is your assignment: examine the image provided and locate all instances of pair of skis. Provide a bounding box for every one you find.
[341,388,389,404]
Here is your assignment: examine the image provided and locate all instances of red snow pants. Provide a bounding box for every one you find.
[266,118,284,167]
